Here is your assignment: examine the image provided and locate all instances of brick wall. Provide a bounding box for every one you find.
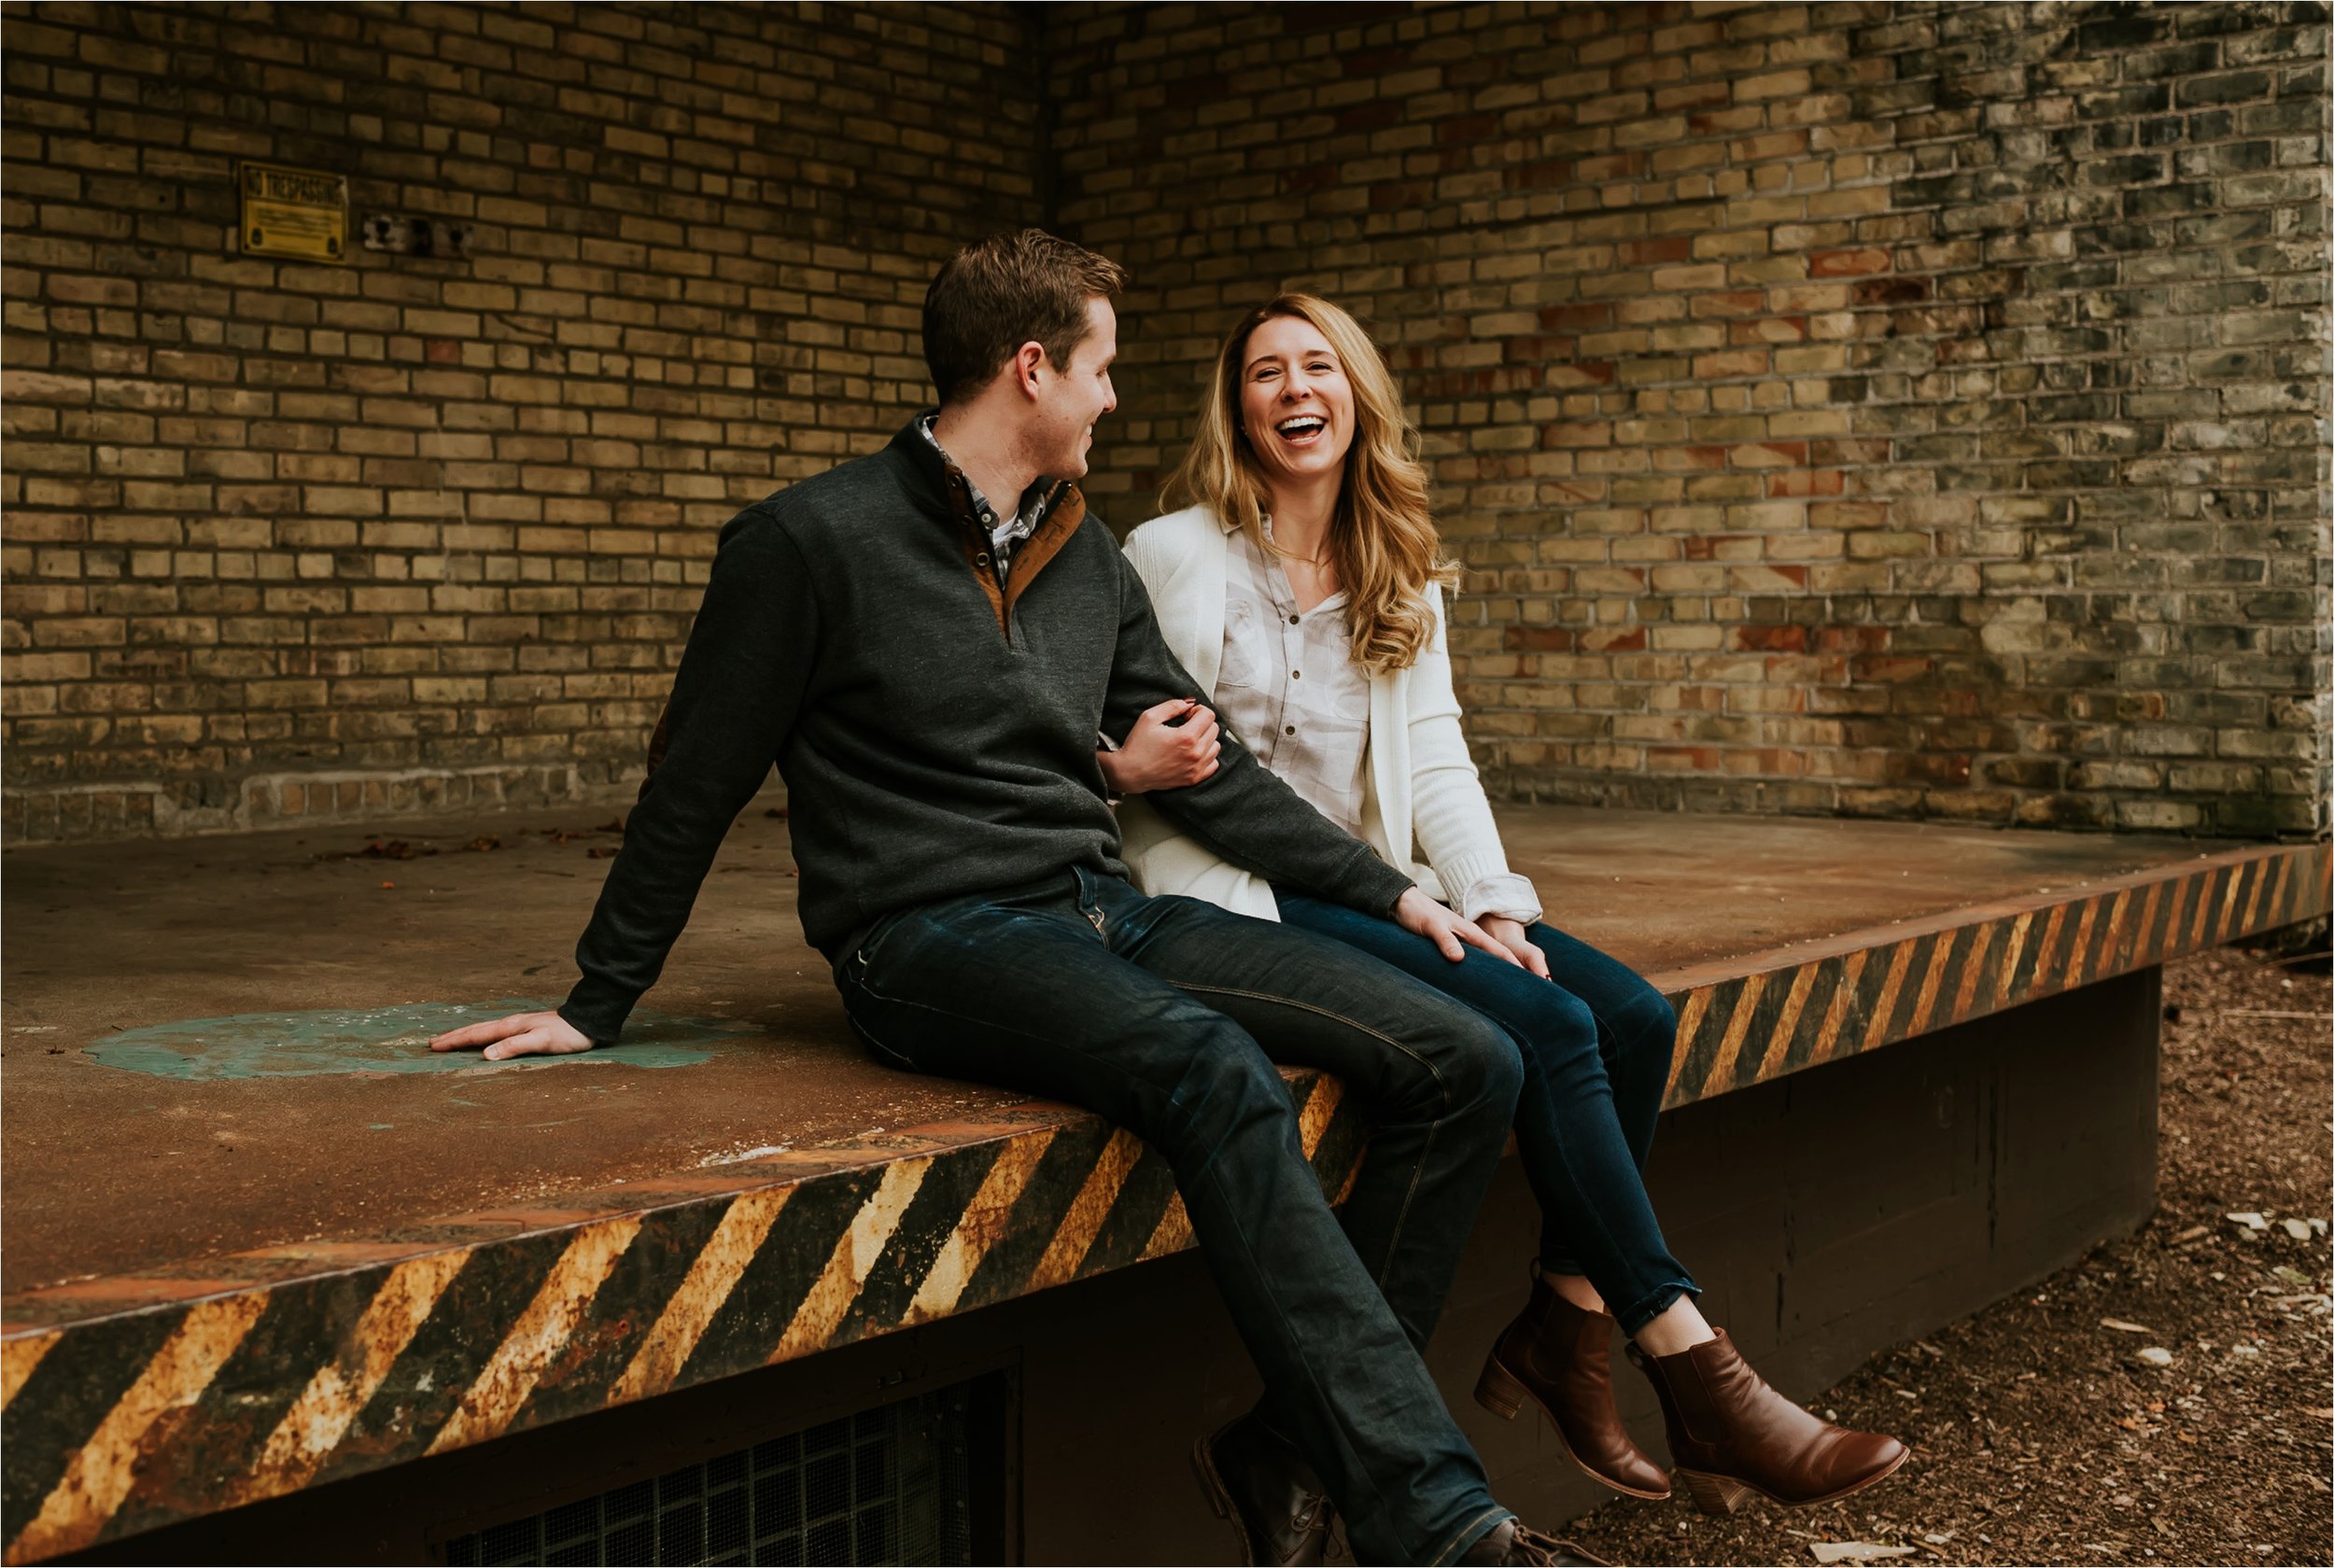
[1055,0,2330,837]
[5,1,2327,846]
[1,0,1038,841]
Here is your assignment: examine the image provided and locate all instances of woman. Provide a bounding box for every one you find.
[1104,295,1906,1521]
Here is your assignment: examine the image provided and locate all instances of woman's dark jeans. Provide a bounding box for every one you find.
[1275,891,1699,1335]
[833,866,1521,1565]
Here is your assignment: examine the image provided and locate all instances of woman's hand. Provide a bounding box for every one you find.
[1394,887,1523,967]
[429,1009,595,1061]
[1100,697,1221,794]
[1479,915,1551,979]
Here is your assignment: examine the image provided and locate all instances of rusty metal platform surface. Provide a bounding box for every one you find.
[1,804,2324,1560]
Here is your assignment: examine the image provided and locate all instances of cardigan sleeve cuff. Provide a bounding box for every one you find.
[1455,871,1543,927]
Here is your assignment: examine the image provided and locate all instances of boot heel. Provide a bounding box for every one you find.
[1678,1468,1750,1517]
[1473,1353,1530,1421]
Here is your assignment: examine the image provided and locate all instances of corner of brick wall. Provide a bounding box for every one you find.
[1053,0,2332,841]
[1,1,1040,843]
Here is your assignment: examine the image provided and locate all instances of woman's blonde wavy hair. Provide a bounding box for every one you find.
[1163,293,1455,676]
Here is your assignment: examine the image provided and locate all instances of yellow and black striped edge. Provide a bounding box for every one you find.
[2,840,2322,1561]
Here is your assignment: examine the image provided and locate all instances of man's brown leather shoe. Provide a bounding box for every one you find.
[1626,1328,1908,1514]
[1191,1412,1339,1566]
[1476,1273,1671,1499]
[1456,1519,1609,1566]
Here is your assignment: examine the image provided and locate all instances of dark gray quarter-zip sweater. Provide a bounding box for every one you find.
[556,417,1414,1046]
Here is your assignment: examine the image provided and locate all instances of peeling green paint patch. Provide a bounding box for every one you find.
[84,1001,744,1080]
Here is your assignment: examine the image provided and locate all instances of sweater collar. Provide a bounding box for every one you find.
[888,412,1073,533]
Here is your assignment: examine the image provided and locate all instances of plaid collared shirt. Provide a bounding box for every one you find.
[919,413,1065,579]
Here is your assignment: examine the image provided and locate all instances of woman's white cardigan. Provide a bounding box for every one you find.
[1116,504,1537,924]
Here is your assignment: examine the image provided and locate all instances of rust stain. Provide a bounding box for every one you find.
[608,1187,791,1407]
[905,1131,1057,1323]
[426,1217,640,1456]
[1810,947,1870,1066]
[11,1294,268,1561]
[1024,1128,1143,1295]
[1704,972,1768,1089]
[237,1249,469,1504]
[0,1333,57,1411]
[770,1158,928,1365]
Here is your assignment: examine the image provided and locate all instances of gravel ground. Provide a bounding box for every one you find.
[1563,943,2332,1568]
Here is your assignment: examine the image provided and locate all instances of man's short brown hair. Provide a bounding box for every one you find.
[922,229,1128,405]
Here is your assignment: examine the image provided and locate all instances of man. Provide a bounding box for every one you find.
[435,231,1591,1567]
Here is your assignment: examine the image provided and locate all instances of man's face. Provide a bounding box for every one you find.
[1028,296,1118,481]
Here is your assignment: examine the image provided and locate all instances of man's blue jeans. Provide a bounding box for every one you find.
[1276,893,1699,1335]
[832,866,1520,1564]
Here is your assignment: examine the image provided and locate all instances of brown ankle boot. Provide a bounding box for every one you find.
[1475,1274,1671,1500]
[1625,1328,1907,1515]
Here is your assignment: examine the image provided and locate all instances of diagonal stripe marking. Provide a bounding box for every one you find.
[1950,921,1995,1023]
[2240,856,2270,933]
[2063,898,2101,990]
[2031,902,2071,993]
[1765,962,1821,1076]
[1905,927,1958,1037]
[1297,1075,1343,1158]
[1704,973,1767,1090]
[2156,875,2191,966]
[2092,889,2131,985]
[426,1218,640,1456]
[2214,862,2247,943]
[608,1189,792,1407]
[1992,911,2034,1008]
[772,1158,930,1364]
[1811,948,1869,1066]
[2266,853,2296,927]
[1020,1128,1143,1296]
[1664,987,1713,1101]
[2130,879,2165,970]
[906,1134,1057,1324]
[2190,867,2220,948]
[239,1249,469,1502]
[1860,940,1918,1055]
[0,1336,57,1413]
[11,1295,269,1561]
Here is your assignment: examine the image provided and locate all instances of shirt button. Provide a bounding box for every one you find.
[1285,725,1297,736]
[1288,613,1301,624]
[1291,670,1301,679]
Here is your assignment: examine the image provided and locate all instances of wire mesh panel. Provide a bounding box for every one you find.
[444,1383,977,1566]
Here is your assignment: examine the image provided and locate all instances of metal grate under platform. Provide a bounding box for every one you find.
[444,1383,977,1566]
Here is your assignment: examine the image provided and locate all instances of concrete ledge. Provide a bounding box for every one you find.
[1,820,2324,1560]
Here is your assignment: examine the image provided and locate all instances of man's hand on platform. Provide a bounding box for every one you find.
[1479,915,1552,980]
[429,1009,595,1061]
[1394,887,1522,968]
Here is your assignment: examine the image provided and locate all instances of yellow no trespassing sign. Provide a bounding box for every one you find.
[238,161,348,262]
